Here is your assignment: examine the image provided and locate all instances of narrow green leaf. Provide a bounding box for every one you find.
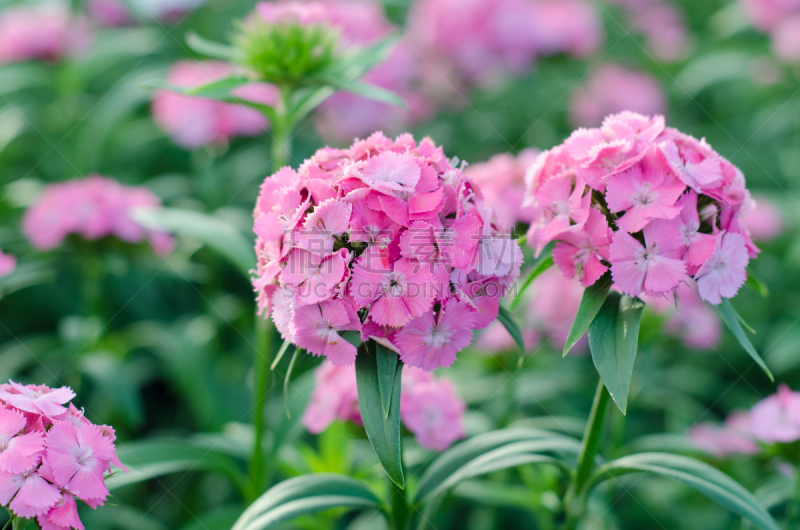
[319,75,406,107]
[184,74,251,99]
[588,292,645,415]
[288,86,336,123]
[355,344,405,488]
[186,31,240,61]
[718,299,773,381]
[283,349,303,419]
[590,453,780,530]
[131,207,254,277]
[563,272,612,357]
[745,271,769,298]
[232,473,381,530]
[270,339,291,371]
[497,306,525,355]
[414,428,580,503]
[375,342,400,418]
[510,251,553,310]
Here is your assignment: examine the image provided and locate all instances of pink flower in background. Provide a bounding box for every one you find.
[22,175,173,254]
[0,249,15,278]
[0,5,91,64]
[570,64,667,127]
[409,0,603,87]
[740,195,784,241]
[0,381,124,527]
[87,0,131,27]
[646,280,722,350]
[253,132,522,370]
[606,0,689,61]
[524,111,757,305]
[741,0,800,62]
[465,150,540,231]
[690,412,759,457]
[750,384,800,443]
[152,60,278,149]
[302,362,466,450]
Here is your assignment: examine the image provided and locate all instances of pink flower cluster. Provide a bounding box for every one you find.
[22,175,173,254]
[690,384,800,457]
[303,362,466,451]
[0,249,15,279]
[0,5,90,64]
[741,0,800,62]
[464,149,540,232]
[0,381,125,529]
[570,63,666,128]
[152,60,278,149]
[254,132,523,371]
[524,111,758,305]
[607,0,689,61]
[409,0,603,86]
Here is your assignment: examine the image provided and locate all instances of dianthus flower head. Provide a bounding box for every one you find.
[253,132,522,370]
[523,111,757,305]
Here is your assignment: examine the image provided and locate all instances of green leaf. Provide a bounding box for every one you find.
[745,271,769,298]
[232,473,381,530]
[132,207,255,277]
[186,31,240,61]
[497,306,525,355]
[184,74,252,99]
[588,292,645,415]
[317,75,406,107]
[590,453,780,530]
[563,272,612,357]
[283,348,303,419]
[414,428,580,503]
[270,339,292,371]
[375,342,400,418]
[510,250,553,310]
[355,344,405,488]
[717,299,773,381]
[288,86,336,123]
[108,439,248,495]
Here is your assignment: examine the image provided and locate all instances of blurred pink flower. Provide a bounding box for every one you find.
[740,196,784,241]
[87,0,131,27]
[0,4,91,64]
[22,175,173,254]
[646,280,722,350]
[302,362,466,450]
[465,149,540,231]
[528,0,604,59]
[750,384,800,443]
[152,60,278,149]
[741,0,800,62]
[606,0,689,61]
[570,64,667,127]
[0,249,16,278]
[690,411,759,457]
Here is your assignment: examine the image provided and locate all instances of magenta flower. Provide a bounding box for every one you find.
[292,300,362,365]
[0,249,15,278]
[359,151,422,195]
[0,382,75,418]
[395,299,477,370]
[39,491,84,530]
[527,174,591,250]
[0,407,45,474]
[552,209,612,287]
[605,148,685,233]
[740,195,784,241]
[0,5,90,64]
[689,412,759,457]
[281,249,350,306]
[661,140,723,191]
[610,221,686,298]
[302,363,361,434]
[749,384,800,443]
[694,232,749,305]
[0,470,61,518]
[45,422,115,503]
[674,192,718,270]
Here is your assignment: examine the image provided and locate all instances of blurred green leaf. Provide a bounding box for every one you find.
[232,473,382,530]
[316,75,406,107]
[284,348,303,418]
[718,299,773,381]
[590,453,780,530]
[355,343,405,488]
[186,31,240,61]
[746,271,769,298]
[497,306,525,356]
[563,272,611,357]
[589,292,645,415]
[510,250,553,310]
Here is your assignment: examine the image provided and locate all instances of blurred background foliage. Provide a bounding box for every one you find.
[1,0,799,528]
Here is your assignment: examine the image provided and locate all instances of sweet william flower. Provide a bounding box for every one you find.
[39,491,84,530]
[0,382,75,418]
[0,407,45,474]
[0,249,15,278]
[45,422,115,503]
[0,470,61,518]
[694,232,749,305]
[292,300,362,365]
[552,209,612,287]
[395,299,477,370]
[749,384,800,443]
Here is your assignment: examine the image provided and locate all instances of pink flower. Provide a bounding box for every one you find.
[649,280,722,350]
[291,300,362,365]
[661,140,723,191]
[401,367,466,450]
[359,152,422,195]
[694,232,749,305]
[302,363,360,433]
[527,175,591,250]
[604,149,685,233]
[0,5,90,64]
[740,195,783,241]
[526,268,586,349]
[45,422,115,503]
[87,0,131,27]
[610,221,687,298]
[39,491,84,530]
[552,209,612,287]
[690,412,759,457]
[570,64,667,127]
[0,470,61,518]
[0,249,16,278]
[0,407,45,474]
[151,60,278,149]
[674,192,718,270]
[0,382,75,418]
[395,299,477,370]
[749,384,800,443]
[281,249,349,306]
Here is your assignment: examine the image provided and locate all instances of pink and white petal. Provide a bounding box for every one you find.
[581,253,608,287]
[643,256,686,293]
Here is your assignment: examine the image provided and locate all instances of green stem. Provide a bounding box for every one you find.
[786,467,800,529]
[270,85,294,172]
[391,478,409,530]
[562,380,610,530]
